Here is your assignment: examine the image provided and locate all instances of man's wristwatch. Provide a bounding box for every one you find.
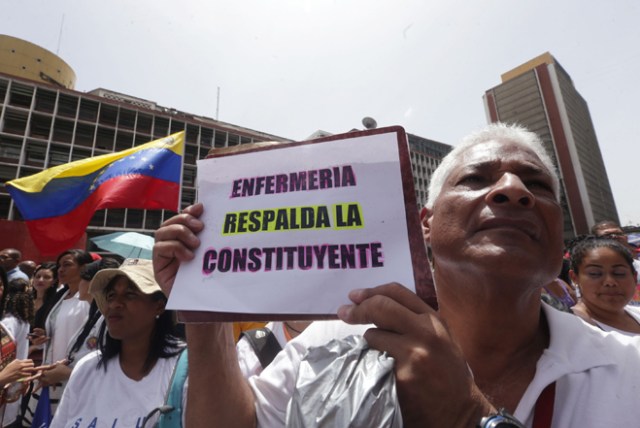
[477,408,525,428]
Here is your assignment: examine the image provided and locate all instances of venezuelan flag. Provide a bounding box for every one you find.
[6,132,184,255]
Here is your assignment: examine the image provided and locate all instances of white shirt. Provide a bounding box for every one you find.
[51,351,180,428]
[44,290,90,364]
[248,304,640,427]
[0,315,30,426]
[250,320,367,426]
[237,321,289,378]
[592,304,640,336]
[1,315,29,360]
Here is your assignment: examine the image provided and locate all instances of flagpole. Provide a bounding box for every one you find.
[177,131,185,213]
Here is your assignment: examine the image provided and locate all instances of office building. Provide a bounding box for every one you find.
[0,35,450,257]
[0,37,291,251]
[409,134,451,208]
[484,52,619,237]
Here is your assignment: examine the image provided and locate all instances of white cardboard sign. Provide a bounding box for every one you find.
[167,127,429,320]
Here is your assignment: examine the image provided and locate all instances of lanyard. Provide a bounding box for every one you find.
[532,382,556,428]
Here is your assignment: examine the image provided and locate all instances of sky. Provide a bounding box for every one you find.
[3,0,640,225]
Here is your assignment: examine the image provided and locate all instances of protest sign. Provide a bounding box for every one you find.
[167,126,433,321]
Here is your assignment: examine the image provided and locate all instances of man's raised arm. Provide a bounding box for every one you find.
[153,203,256,428]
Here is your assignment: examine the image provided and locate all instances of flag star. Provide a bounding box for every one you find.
[149,164,154,170]
[141,157,148,162]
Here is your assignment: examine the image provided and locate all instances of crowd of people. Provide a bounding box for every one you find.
[2,122,640,427]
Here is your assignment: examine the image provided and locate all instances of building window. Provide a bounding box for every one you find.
[29,113,53,140]
[47,146,71,167]
[78,98,99,122]
[3,109,28,135]
[154,117,169,136]
[145,210,162,230]
[24,141,47,166]
[201,128,214,147]
[125,209,144,229]
[228,133,240,147]
[0,195,11,219]
[34,88,57,113]
[71,147,92,162]
[185,144,198,164]
[214,130,228,148]
[118,108,136,130]
[115,130,133,151]
[52,118,74,143]
[137,113,153,135]
[57,94,79,118]
[186,124,199,144]
[183,166,196,187]
[105,208,126,228]
[89,211,106,227]
[170,120,185,134]
[98,104,118,127]
[8,83,33,109]
[95,126,114,151]
[0,137,22,161]
[182,188,196,207]
[0,165,18,183]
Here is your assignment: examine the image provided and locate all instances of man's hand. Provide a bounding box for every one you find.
[153,203,205,295]
[337,283,494,428]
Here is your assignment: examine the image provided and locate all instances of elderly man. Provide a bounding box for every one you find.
[154,123,640,427]
[0,248,29,281]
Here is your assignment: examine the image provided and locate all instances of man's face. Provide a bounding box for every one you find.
[424,140,564,283]
[0,251,17,270]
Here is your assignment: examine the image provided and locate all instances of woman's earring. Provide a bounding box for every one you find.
[572,283,582,298]
[155,314,160,320]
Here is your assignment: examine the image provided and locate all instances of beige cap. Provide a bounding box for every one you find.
[89,258,163,314]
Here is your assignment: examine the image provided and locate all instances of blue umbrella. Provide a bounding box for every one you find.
[90,231,154,260]
[628,233,640,247]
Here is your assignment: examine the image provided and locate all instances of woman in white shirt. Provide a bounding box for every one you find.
[25,249,93,422]
[570,237,640,335]
[51,258,184,428]
[1,277,34,427]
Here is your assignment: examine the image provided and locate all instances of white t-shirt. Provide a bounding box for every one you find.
[0,315,30,427]
[44,291,90,364]
[50,351,180,428]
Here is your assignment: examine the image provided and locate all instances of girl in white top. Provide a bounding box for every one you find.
[51,258,184,428]
[29,250,93,420]
[1,277,35,427]
[570,237,640,335]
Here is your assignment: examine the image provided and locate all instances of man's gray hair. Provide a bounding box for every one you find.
[425,123,560,209]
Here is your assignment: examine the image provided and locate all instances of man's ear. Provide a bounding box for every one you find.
[420,206,433,245]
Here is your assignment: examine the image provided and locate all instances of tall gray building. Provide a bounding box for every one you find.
[483,52,618,238]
